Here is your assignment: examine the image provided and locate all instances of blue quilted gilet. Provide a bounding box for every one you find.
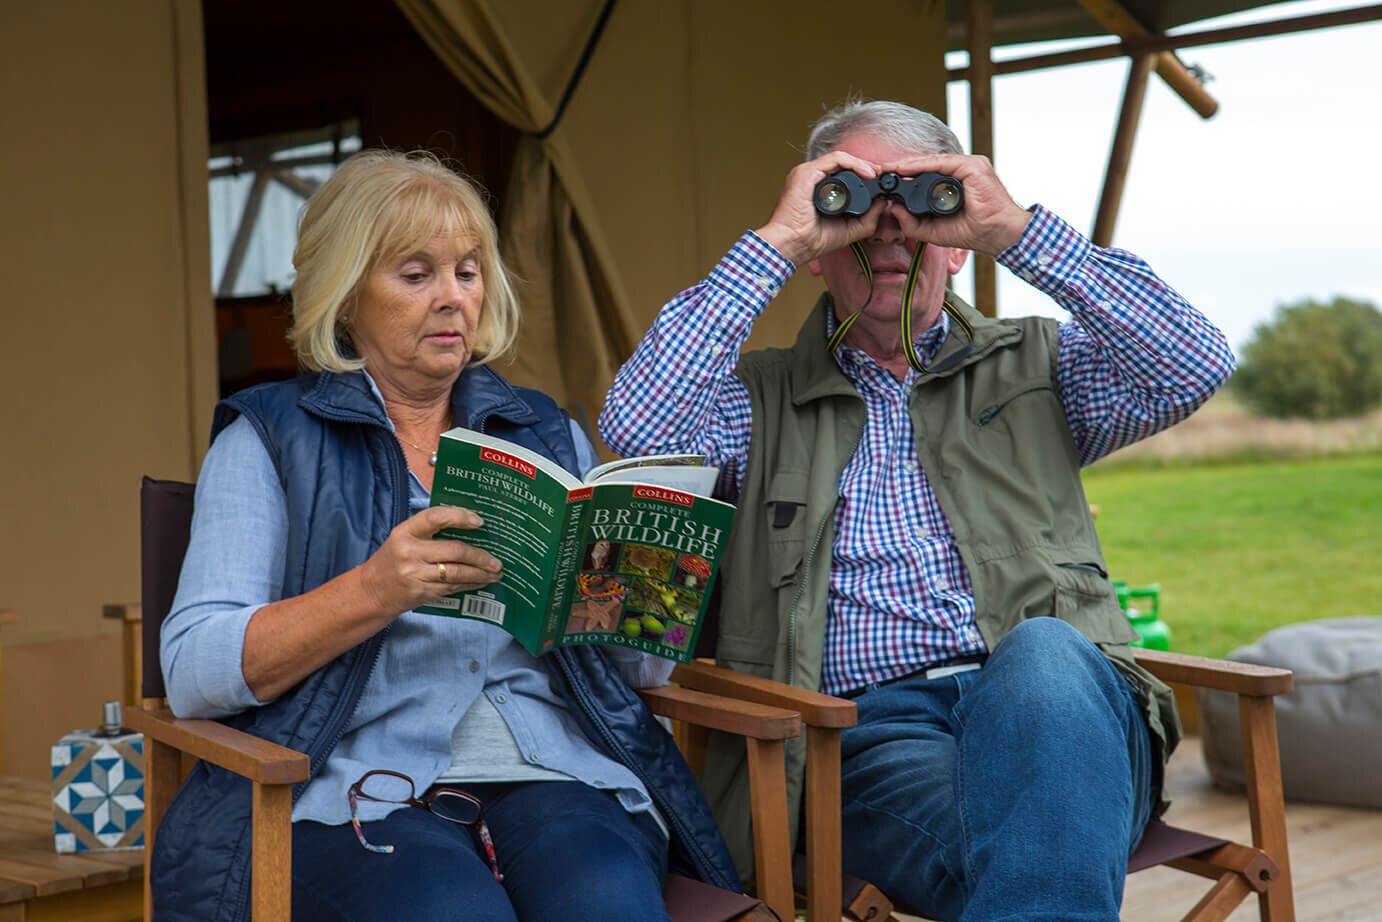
[150,366,740,922]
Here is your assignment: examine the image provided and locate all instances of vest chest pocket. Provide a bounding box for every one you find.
[972,377,1061,429]
[765,471,809,589]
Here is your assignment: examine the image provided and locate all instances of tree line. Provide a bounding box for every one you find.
[1232,296,1382,419]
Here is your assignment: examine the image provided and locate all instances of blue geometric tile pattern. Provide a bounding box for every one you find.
[51,729,145,852]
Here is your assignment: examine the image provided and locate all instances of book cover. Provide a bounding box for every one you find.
[418,428,734,663]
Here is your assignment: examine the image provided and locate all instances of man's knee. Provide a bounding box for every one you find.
[1000,615,1089,650]
[978,618,1127,716]
[992,617,1109,675]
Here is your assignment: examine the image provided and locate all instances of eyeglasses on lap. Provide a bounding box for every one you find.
[348,769,502,882]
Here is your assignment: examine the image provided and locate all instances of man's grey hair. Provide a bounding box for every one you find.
[806,99,965,161]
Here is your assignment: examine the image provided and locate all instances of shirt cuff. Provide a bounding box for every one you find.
[996,204,1093,298]
[705,231,796,307]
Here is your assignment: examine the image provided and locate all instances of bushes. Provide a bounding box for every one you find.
[1232,297,1382,419]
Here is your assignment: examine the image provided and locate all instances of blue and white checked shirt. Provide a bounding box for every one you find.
[600,206,1235,695]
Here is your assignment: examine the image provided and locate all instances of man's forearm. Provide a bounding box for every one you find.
[599,233,790,464]
[997,205,1235,462]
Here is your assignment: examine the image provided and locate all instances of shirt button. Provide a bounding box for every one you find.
[495,693,507,704]
[1098,300,1113,311]
[593,779,605,787]
[1020,269,1036,283]
[529,751,541,762]
[903,460,919,474]
[754,274,776,292]
[1037,251,1053,267]
[469,661,480,673]
[710,344,724,356]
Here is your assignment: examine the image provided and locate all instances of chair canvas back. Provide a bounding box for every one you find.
[139,477,196,701]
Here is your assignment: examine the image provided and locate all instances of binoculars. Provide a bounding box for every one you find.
[814,169,963,218]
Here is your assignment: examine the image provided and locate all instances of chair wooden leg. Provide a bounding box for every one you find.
[143,711,182,922]
[1239,695,1294,922]
[252,781,294,922]
[1179,872,1254,922]
[803,725,843,922]
[745,737,793,922]
[682,723,710,776]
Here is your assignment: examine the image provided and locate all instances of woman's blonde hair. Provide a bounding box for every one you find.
[289,149,520,372]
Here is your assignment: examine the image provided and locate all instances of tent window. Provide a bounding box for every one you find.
[208,121,361,299]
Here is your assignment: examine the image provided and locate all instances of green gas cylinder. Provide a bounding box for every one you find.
[1112,581,1171,651]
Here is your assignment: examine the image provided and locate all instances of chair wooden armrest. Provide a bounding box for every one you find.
[124,704,308,922]
[124,705,308,784]
[639,684,801,922]
[672,661,857,728]
[668,661,858,922]
[1132,648,1294,696]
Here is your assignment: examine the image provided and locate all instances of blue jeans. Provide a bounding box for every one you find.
[292,780,670,922]
[839,619,1157,922]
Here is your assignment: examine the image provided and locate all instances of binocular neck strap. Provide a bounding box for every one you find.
[826,242,974,373]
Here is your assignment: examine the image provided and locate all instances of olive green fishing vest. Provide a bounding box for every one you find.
[699,294,1179,882]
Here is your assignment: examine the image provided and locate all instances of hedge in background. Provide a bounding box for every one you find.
[1233,296,1382,419]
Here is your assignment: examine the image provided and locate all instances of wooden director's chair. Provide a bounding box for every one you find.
[671,631,1297,922]
[121,477,813,922]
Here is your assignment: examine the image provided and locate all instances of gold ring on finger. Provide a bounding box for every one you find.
[438,562,447,582]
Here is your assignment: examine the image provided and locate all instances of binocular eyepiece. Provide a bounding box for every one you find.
[814,170,963,218]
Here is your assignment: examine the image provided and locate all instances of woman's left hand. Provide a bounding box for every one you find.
[358,505,502,616]
[240,504,501,702]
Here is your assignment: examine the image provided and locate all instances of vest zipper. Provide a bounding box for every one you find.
[787,499,835,689]
[232,416,407,922]
[785,420,862,689]
[299,423,410,787]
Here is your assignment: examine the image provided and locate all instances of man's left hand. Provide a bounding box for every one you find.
[882,153,1032,257]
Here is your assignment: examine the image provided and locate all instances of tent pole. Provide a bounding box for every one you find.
[1092,52,1154,248]
[966,0,997,318]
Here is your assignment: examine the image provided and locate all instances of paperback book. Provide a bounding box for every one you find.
[418,427,735,663]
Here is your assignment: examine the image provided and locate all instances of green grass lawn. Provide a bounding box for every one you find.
[1082,454,1382,659]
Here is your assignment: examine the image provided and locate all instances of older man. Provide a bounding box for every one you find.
[600,99,1235,920]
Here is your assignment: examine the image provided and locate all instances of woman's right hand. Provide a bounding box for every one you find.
[358,505,502,616]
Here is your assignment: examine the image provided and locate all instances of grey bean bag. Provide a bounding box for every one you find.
[1198,616,1382,809]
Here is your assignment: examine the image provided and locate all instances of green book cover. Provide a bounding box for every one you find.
[418,427,735,663]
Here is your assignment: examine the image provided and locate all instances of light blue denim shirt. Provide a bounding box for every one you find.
[163,383,674,827]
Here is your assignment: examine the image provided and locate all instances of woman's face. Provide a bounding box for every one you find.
[351,234,484,394]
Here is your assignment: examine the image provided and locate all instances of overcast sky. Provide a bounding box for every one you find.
[943,0,1382,353]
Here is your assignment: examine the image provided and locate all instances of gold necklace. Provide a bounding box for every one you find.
[395,417,452,466]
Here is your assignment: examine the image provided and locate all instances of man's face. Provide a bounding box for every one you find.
[808,132,967,330]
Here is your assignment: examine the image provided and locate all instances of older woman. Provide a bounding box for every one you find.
[154,151,738,922]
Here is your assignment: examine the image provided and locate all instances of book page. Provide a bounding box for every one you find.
[585,455,718,498]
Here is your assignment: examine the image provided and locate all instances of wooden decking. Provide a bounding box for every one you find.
[0,774,141,922]
[1123,734,1382,922]
[892,734,1382,922]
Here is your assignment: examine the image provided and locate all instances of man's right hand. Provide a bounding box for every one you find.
[755,149,888,267]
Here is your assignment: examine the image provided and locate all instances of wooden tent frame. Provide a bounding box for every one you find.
[951,1,1382,315]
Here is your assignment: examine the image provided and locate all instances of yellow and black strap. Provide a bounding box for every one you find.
[826,241,973,373]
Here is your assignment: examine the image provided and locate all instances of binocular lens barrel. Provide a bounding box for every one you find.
[928,179,962,216]
[815,179,850,215]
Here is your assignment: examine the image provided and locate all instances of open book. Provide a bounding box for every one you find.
[418,427,735,663]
